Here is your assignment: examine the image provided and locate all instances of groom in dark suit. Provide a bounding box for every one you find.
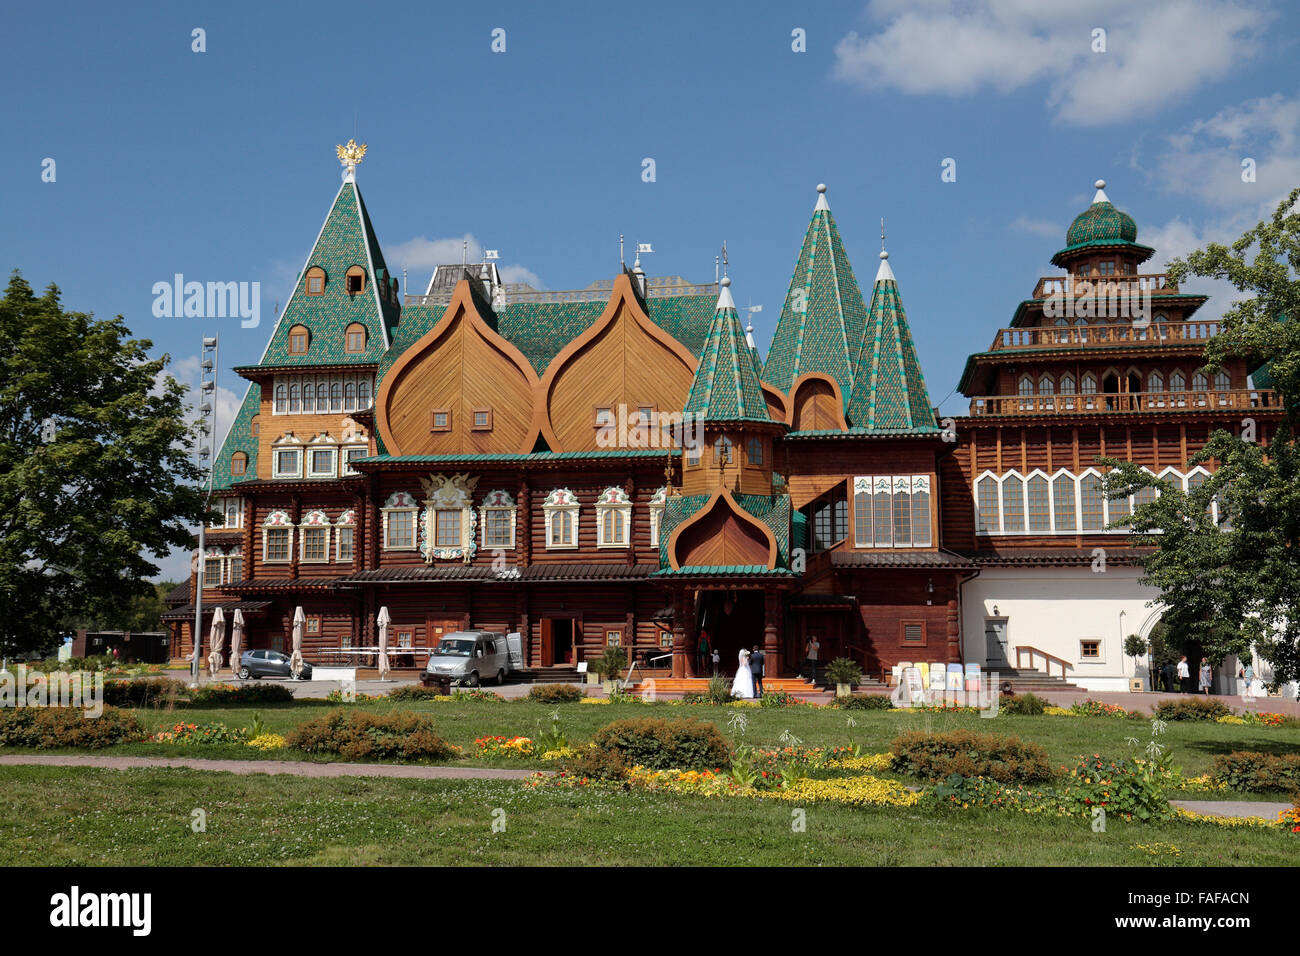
[750,644,765,698]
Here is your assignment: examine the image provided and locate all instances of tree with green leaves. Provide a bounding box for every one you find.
[0,272,208,658]
[1103,189,1300,684]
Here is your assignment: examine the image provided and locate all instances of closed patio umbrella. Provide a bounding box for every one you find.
[290,606,305,679]
[229,608,245,674]
[377,606,391,681]
[207,606,226,678]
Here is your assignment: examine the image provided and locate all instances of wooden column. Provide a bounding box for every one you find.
[671,588,688,678]
[518,478,531,567]
[946,598,960,662]
[289,494,302,579]
[764,589,783,676]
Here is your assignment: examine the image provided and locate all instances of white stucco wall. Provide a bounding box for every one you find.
[961,566,1163,692]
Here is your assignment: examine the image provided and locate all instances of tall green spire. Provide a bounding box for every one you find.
[762,184,870,404]
[845,249,937,431]
[683,277,770,423]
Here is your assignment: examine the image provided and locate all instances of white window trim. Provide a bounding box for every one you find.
[306,442,337,479]
[335,512,356,563]
[851,475,933,548]
[340,444,369,477]
[595,487,632,549]
[543,489,580,550]
[972,467,1181,536]
[1079,637,1106,665]
[479,490,517,550]
[298,511,331,563]
[272,442,303,479]
[381,492,420,552]
[648,487,667,549]
[262,510,294,564]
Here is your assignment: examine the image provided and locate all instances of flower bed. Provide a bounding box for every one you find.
[1070,699,1141,719]
[246,733,287,750]
[475,735,535,758]
[149,722,247,745]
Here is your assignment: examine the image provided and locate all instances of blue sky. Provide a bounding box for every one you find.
[4,0,1298,579]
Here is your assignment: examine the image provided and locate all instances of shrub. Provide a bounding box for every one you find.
[759,691,803,708]
[450,689,504,702]
[706,675,734,704]
[834,694,894,710]
[1056,753,1173,822]
[386,685,445,701]
[591,717,731,771]
[1001,693,1047,716]
[0,706,144,749]
[824,657,863,686]
[102,677,187,708]
[527,684,584,704]
[1210,751,1300,793]
[188,682,294,705]
[558,747,628,782]
[286,709,458,761]
[1070,699,1141,719]
[1152,697,1231,722]
[890,729,1053,784]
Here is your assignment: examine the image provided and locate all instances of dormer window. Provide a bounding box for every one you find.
[345,323,367,353]
[288,325,310,355]
[230,452,247,477]
[345,266,366,295]
[305,267,326,296]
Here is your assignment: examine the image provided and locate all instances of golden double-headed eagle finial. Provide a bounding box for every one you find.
[336,139,367,174]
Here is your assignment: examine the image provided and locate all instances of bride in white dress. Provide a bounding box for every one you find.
[731,648,755,699]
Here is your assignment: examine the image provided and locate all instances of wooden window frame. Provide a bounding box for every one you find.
[481,507,516,550]
[430,409,452,433]
[272,446,302,479]
[335,525,355,563]
[344,323,367,354]
[262,527,292,564]
[305,616,321,636]
[471,408,493,431]
[305,267,326,296]
[299,525,330,564]
[288,325,310,355]
[746,436,764,467]
[307,446,337,479]
[900,620,927,647]
[345,266,366,295]
[593,406,614,429]
[1079,639,1102,661]
[604,627,624,648]
[230,452,247,476]
[382,508,418,551]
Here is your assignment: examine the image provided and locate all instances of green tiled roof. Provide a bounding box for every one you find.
[211,383,260,492]
[845,259,938,432]
[683,283,771,423]
[1052,191,1153,266]
[763,188,869,405]
[657,492,790,569]
[259,180,394,369]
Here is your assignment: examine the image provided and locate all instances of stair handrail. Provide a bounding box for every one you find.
[1013,645,1072,679]
[622,653,672,689]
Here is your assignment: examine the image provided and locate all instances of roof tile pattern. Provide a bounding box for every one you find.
[683,297,771,423]
[845,272,937,431]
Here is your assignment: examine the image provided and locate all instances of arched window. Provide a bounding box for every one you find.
[1038,375,1054,395]
[544,489,579,550]
[595,487,631,548]
[1170,369,1185,390]
[305,267,326,296]
[1192,371,1208,390]
[1018,375,1034,396]
[648,487,667,549]
[301,380,314,413]
[1001,475,1025,533]
[1214,371,1230,390]
[358,378,371,409]
[1081,373,1098,394]
[316,382,328,410]
[344,382,357,411]
[330,383,342,412]
[1148,370,1165,408]
[289,383,301,413]
[345,323,367,353]
[345,265,366,295]
[714,435,733,464]
[1052,474,1076,531]
[274,384,287,414]
[1059,373,1076,409]
[975,476,999,534]
[288,325,309,355]
[1027,475,1050,532]
[230,452,247,477]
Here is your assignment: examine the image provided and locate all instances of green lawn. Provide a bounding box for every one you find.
[25,697,1298,781]
[0,764,1291,867]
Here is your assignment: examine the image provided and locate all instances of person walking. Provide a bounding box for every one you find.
[750,644,766,698]
[696,630,710,677]
[1176,655,1190,694]
[1198,657,1212,696]
[710,647,720,677]
[1161,660,1176,693]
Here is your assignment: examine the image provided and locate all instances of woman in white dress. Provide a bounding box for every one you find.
[731,648,755,699]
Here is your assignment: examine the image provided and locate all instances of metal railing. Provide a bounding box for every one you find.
[622,652,673,690]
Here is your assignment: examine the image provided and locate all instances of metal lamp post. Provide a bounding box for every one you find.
[191,336,219,686]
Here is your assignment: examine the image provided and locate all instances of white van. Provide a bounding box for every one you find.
[424,630,512,686]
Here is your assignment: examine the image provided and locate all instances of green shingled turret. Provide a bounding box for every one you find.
[844,250,937,432]
[683,277,771,423]
[762,184,869,405]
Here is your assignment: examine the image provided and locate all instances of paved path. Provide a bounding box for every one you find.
[0,754,541,780]
[1169,800,1292,820]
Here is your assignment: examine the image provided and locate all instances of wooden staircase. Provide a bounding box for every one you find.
[986,666,1082,693]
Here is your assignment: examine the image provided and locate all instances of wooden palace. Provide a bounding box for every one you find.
[164,155,1280,689]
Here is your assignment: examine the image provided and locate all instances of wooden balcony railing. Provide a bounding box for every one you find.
[968,389,1280,417]
[986,321,1219,352]
[1032,273,1179,299]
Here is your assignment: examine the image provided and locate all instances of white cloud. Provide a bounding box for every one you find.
[834,0,1274,126]
[388,234,543,290]
[1010,215,1062,238]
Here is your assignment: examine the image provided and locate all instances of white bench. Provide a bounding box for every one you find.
[311,667,357,682]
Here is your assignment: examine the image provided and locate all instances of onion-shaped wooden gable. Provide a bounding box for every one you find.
[667,488,779,570]
[376,279,539,455]
[788,372,848,431]
[531,273,699,452]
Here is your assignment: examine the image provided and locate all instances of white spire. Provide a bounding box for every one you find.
[815,182,829,212]
[1092,178,1109,204]
[717,275,736,310]
[745,322,756,349]
[875,249,895,283]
